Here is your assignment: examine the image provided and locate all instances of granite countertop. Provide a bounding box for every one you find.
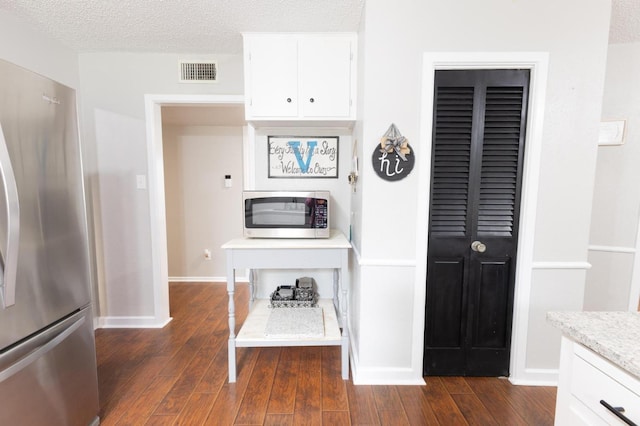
[547,311,640,379]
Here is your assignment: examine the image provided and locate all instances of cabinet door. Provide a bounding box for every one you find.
[246,36,298,118]
[299,36,353,118]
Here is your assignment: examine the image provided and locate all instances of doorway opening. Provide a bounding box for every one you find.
[162,104,245,285]
[144,94,248,323]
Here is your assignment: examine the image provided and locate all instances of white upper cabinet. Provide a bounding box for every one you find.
[243,33,357,122]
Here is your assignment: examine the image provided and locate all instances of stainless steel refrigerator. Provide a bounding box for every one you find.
[0,59,99,425]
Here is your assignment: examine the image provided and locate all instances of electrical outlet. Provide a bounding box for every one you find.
[204,249,211,260]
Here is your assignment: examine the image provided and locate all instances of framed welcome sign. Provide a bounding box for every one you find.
[268,136,339,178]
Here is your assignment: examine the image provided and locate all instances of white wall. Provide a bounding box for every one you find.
[0,10,78,88]
[585,42,640,312]
[350,0,611,384]
[78,52,244,324]
[94,109,152,317]
[163,124,244,281]
[251,126,354,299]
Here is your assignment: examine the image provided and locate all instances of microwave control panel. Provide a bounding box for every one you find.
[314,199,328,229]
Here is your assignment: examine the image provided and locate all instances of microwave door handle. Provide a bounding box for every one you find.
[0,122,20,309]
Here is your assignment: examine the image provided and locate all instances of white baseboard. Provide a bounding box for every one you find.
[509,368,558,386]
[168,276,223,283]
[97,316,172,329]
[349,332,425,385]
[168,276,249,283]
[351,366,426,385]
[348,329,556,386]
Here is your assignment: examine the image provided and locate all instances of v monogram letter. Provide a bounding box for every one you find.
[288,140,317,173]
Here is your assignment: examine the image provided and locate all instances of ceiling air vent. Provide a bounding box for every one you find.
[179,61,217,83]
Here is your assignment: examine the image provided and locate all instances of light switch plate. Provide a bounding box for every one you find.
[599,120,626,146]
[136,174,147,189]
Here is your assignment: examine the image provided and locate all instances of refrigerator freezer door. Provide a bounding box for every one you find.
[0,59,92,349]
[0,306,99,426]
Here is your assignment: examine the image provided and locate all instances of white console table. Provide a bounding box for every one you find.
[221,230,351,383]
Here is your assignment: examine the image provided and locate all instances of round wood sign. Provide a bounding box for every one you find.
[371,143,415,181]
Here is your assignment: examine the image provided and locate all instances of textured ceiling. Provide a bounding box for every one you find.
[0,0,637,53]
[0,0,365,53]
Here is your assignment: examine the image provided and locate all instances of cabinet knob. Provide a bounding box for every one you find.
[286,98,292,103]
[309,98,315,103]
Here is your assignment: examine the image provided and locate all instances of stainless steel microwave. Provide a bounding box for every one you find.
[243,191,330,238]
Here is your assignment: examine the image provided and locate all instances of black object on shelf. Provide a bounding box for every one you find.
[270,277,318,308]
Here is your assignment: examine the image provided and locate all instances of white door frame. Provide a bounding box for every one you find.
[414,52,549,384]
[144,94,245,325]
[630,219,640,311]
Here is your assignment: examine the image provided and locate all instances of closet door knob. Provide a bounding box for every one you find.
[309,97,315,103]
[471,241,487,253]
[286,97,292,103]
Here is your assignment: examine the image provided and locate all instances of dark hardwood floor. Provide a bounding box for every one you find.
[95,282,556,425]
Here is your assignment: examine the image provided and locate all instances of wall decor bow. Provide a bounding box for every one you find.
[380,123,411,160]
[371,124,415,181]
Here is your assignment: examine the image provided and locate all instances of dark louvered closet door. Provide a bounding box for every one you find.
[424,69,529,376]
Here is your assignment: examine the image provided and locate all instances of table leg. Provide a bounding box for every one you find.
[336,267,349,380]
[333,269,339,322]
[248,269,256,310]
[226,255,237,383]
[342,336,349,380]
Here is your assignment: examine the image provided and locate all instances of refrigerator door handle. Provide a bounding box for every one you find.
[0,315,85,383]
[0,122,19,309]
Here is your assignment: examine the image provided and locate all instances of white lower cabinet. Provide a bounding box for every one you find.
[556,336,640,425]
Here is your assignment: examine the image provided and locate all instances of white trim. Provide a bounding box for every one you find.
[416,52,550,385]
[358,258,416,267]
[97,316,173,329]
[243,123,256,190]
[358,259,417,267]
[351,243,417,267]
[348,332,426,385]
[168,276,249,283]
[588,245,636,254]
[352,367,427,386]
[532,261,592,270]
[350,242,362,263]
[169,276,221,283]
[630,216,640,311]
[508,368,559,387]
[587,242,640,311]
[145,97,170,326]
[144,94,245,327]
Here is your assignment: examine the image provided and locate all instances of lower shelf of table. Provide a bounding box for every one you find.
[235,299,343,348]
